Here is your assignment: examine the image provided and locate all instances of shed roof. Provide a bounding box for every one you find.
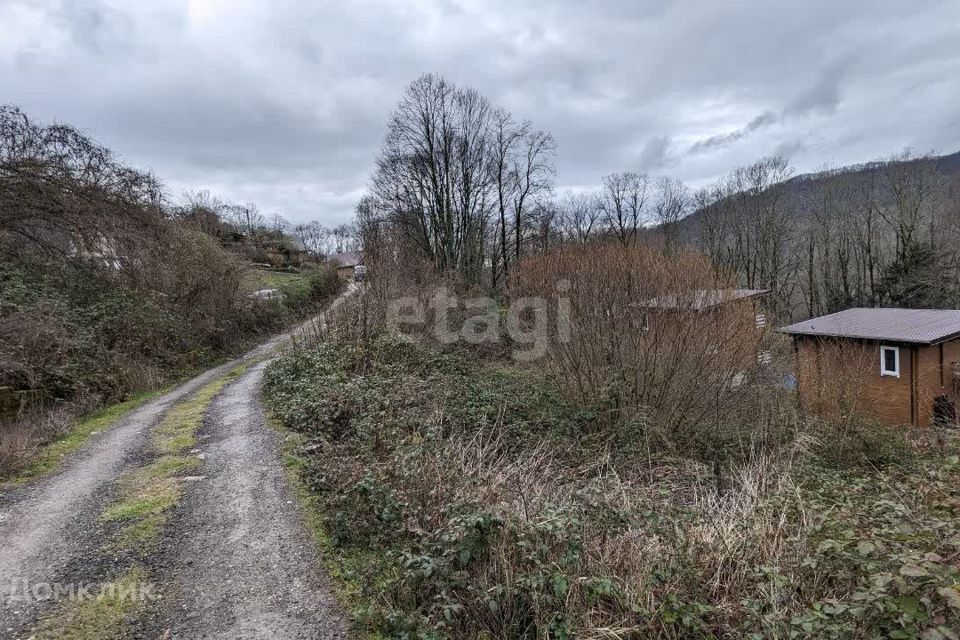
[779,308,960,345]
[635,288,769,311]
[331,252,363,268]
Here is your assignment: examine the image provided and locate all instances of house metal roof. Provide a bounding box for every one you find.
[331,252,363,268]
[635,289,769,311]
[779,308,960,345]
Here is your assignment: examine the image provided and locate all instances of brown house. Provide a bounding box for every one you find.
[634,289,773,379]
[331,252,363,280]
[780,308,960,427]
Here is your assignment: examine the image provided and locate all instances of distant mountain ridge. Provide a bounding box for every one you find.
[680,149,960,235]
[784,149,960,187]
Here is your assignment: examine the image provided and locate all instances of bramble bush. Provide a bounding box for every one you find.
[265,335,960,639]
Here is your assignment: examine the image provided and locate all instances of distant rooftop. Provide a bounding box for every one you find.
[331,251,363,268]
[635,289,769,311]
[780,308,960,345]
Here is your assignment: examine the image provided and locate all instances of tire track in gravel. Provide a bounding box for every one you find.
[151,360,347,639]
[0,357,253,639]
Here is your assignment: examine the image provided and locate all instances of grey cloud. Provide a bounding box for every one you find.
[51,3,117,53]
[689,112,778,154]
[787,61,848,116]
[1,0,959,223]
[772,140,808,160]
[637,135,673,171]
[687,61,850,156]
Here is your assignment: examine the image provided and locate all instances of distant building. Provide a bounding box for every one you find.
[780,308,960,427]
[636,288,769,313]
[331,252,363,280]
[633,289,772,385]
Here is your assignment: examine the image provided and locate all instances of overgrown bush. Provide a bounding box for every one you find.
[810,416,915,470]
[265,335,960,639]
[509,243,785,461]
[286,264,342,311]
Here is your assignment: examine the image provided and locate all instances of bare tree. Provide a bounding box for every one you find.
[331,222,359,253]
[487,114,555,284]
[652,176,689,252]
[371,74,496,279]
[557,191,601,243]
[228,203,264,238]
[293,221,334,258]
[367,74,554,288]
[873,150,944,263]
[0,105,163,261]
[530,200,561,253]
[490,109,525,287]
[693,157,798,318]
[177,190,226,238]
[267,213,289,234]
[599,172,649,246]
[511,128,556,263]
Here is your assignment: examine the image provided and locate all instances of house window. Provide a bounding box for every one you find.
[880,346,900,378]
[756,313,767,329]
[757,350,772,365]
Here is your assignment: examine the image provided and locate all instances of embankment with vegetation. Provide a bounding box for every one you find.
[0,105,342,480]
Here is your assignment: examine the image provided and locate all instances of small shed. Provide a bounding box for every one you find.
[780,308,960,427]
[330,252,363,280]
[632,289,773,380]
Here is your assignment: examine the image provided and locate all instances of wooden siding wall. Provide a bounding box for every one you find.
[796,335,960,427]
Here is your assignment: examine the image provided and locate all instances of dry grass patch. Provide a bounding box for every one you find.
[0,392,161,489]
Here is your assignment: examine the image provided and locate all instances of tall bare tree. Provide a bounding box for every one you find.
[511,128,556,263]
[652,176,689,253]
[557,191,601,243]
[371,74,496,279]
[599,172,648,246]
[368,74,553,286]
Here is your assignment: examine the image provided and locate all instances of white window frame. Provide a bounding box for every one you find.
[880,345,900,378]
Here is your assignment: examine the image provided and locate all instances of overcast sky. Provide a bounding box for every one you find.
[3,0,959,225]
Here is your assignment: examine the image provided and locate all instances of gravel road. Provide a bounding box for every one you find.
[0,288,354,639]
[155,360,346,639]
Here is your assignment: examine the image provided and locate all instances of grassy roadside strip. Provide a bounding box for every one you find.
[32,362,250,639]
[269,415,386,640]
[1,286,344,492]
[0,390,165,491]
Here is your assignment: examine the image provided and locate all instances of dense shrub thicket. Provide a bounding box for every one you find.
[265,335,960,639]
[0,247,341,476]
